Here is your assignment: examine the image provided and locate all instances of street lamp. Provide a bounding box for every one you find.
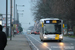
[14,0,15,24]
[6,0,8,37]
[16,5,25,7]
[17,10,24,12]
[10,0,12,40]
[13,0,24,37]
[17,13,23,25]
[16,4,24,26]
[18,13,23,17]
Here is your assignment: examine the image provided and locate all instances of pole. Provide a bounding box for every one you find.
[10,0,12,40]
[17,13,19,25]
[6,0,8,37]
[14,0,15,24]
[13,0,15,37]
[17,13,18,25]
[16,4,18,25]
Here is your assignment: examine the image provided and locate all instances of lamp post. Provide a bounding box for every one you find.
[17,10,24,12]
[16,4,24,26]
[17,10,24,17]
[6,0,8,37]
[18,10,24,17]
[17,13,23,24]
[17,13,19,25]
[14,0,15,24]
[10,0,12,40]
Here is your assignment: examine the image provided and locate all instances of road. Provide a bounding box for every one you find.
[24,32,75,50]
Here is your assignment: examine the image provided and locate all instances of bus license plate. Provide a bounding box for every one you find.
[55,34,59,40]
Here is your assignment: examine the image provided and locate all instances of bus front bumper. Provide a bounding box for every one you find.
[43,37,63,40]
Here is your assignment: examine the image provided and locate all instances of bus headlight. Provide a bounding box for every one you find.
[60,36,63,39]
[44,36,47,39]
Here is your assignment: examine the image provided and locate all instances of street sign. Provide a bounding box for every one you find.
[52,20,57,23]
[65,24,67,26]
[63,24,65,28]
[64,24,67,28]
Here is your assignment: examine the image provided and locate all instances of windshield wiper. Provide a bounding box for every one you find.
[45,32,61,34]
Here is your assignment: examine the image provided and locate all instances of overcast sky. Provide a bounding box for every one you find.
[0,0,34,29]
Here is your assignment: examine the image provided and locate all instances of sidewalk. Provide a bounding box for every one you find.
[5,34,31,50]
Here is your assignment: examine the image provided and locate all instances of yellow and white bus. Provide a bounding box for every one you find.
[39,18,63,42]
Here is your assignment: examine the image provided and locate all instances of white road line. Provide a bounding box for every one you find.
[26,35,39,50]
[29,35,51,50]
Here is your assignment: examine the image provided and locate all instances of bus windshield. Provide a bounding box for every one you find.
[44,24,61,34]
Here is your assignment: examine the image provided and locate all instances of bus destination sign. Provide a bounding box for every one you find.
[44,20,61,24]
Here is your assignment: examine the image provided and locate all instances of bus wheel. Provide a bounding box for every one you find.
[41,39,44,42]
[41,39,45,42]
[41,39,43,41]
[59,40,62,42]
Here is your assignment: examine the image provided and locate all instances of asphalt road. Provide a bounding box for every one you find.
[24,32,75,50]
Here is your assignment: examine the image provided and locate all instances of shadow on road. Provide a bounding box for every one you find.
[41,40,62,43]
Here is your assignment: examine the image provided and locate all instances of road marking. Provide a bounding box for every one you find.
[26,35,39,50]
[70,43,73,45]
[29,35,51,50]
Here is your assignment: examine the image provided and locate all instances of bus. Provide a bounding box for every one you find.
[39,18,63,42]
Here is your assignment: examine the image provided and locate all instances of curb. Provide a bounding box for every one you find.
[24,34,33,50]
[24,34,37,50]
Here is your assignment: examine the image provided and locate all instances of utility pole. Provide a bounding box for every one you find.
[17,13,19,25]
[6,0,8,37]
[16,4,18,25]
[13,0,15,37]
[14,0,15,24]
[16,5,24,26]
[10,0,12,40]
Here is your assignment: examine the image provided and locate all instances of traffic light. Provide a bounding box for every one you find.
[29,23,30,25]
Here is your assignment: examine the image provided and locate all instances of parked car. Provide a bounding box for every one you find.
[30,31,35,34]
[34,31,40,35]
